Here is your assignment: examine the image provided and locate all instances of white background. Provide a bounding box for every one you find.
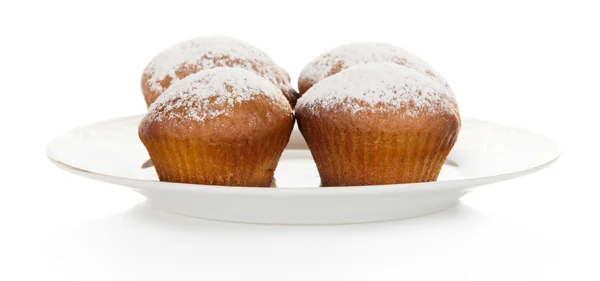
[1,0,598,280]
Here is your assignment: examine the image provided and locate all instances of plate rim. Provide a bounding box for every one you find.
[46,115,561,194]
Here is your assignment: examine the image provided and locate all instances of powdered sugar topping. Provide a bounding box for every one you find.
[148,68,291,122]
[296,63,457,117]
[299,42,452,91]
[143,36,291,93]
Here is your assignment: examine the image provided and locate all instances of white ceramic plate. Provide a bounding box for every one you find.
[47,116,559,224]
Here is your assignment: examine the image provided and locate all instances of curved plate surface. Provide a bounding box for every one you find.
[47,116,559,224]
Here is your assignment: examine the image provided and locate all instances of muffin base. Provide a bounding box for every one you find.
[297,110,460,187]
[142,131,291,187]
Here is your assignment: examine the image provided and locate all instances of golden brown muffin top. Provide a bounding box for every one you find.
[140,67,293,140]
[296,62,459,119]
[298,42,452,96]
[142,36,297,106]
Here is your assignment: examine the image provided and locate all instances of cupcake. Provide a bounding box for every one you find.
[298,42,451,96]
[141,36,298,107]
[295,63,460,186]
[139,67,294,187]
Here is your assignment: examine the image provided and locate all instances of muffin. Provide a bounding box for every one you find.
[295,63,460,187]
[139,67,294,187]
[141,36,298,107]
[298,42,451,96]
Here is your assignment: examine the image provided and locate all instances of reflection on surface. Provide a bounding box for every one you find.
[47,202,485,280]
[130,202,481,230]
[119,201,483,231]
[45,202,562,280]
[49,202,485,253]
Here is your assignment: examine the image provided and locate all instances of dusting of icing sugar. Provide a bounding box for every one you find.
[299,42,452,92]
[143,36,291,93]
[148,67,291,122]
[296,63,457,117]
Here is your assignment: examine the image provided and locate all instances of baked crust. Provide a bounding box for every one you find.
[139,69,294,187]
[142,56,298,107]
[295,62,460,186]
[296,102,459,186]
[141,37,298,107]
